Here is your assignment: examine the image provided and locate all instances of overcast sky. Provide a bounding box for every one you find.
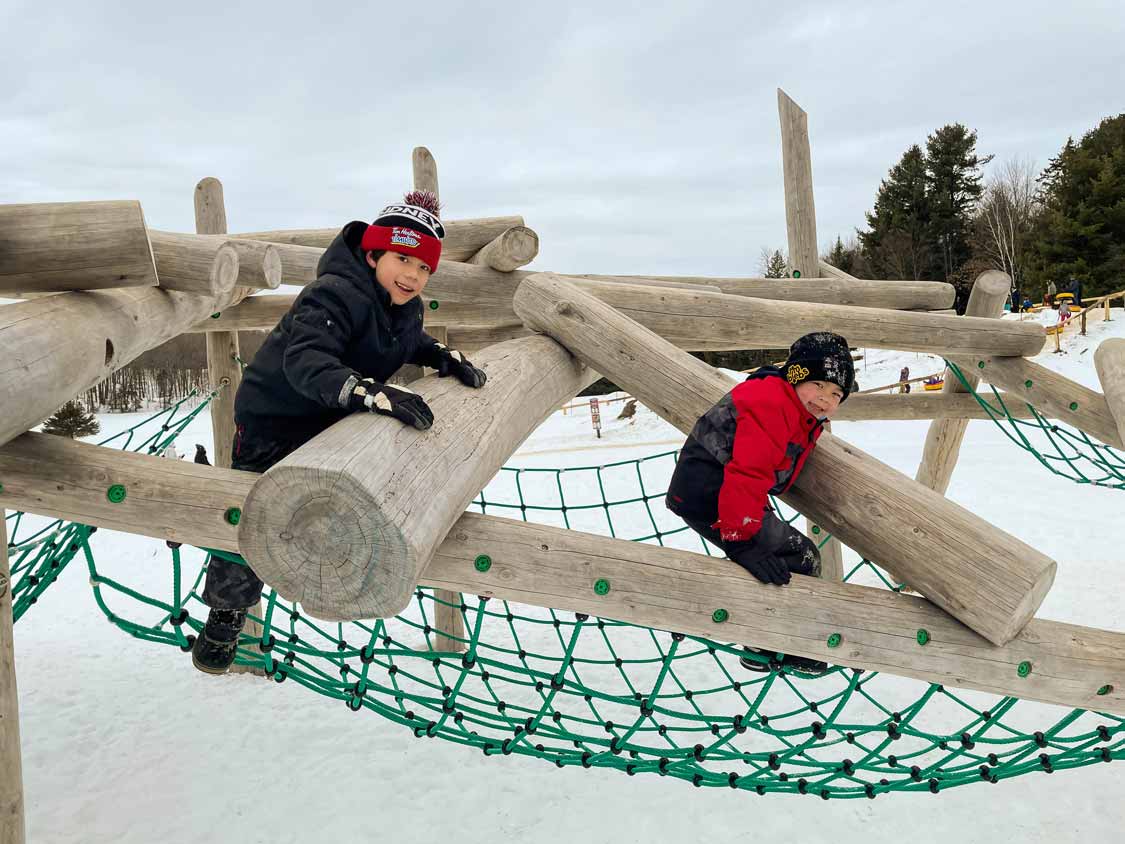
[3,0,1122,277]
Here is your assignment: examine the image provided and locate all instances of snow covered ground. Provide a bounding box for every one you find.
[9,312,1125,843]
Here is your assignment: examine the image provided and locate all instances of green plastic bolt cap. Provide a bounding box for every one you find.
[916,629,930,646]
[1096,684,1113,696]
[827,633,842,648]
[977,361,986,369]
[106,484,127,504]
[1025,379,1034,389]
[811,525,821,535]
[711,608,729,624]
[1017,660,1033,678]
[224,507,242,526]
[792,270,802,279]
[473,554,492,572]
[593,578,611,596]
[429,300,439,310]
[1068,401,1079,411]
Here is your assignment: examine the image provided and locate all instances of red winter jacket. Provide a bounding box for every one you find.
[666,368,823,543]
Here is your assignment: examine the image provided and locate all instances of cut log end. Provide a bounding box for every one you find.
[239,468,414,620]
[262,244,283,289]
[211,244,240,296]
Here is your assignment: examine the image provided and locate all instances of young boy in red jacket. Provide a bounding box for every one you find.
[665,332,855,672]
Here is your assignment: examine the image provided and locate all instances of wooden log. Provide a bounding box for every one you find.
[946,353,1123,449]
[233,216,523,263]
[237,336,599,621]
[426,512,1123,717]
[0,200,158,295]
[148,231,240,296]
[412,146,439,197]
[0,437,1117,715]
[916,271,1010,494]
[565,277,1044,357]
[467,226,539,272]
[0,513,26,844]
[833,392,1035,422]
[0,432,246,551]
[512,272,1056,646]
[777,89,819,278]
[200,237,282,290]
[194,177,263,676]
[571,273,954,310]
[0,282,251,449]
[1094,338,1125,448]
[818,259,855,280]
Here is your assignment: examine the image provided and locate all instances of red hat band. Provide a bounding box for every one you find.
[360,224,442,271]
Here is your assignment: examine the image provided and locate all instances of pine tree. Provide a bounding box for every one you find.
[1032,115,1125,297]
[824,236,858,275]
[858,145,932,279]
[761,249,789,278]
[925,124,992,281]
[42,400,100,439]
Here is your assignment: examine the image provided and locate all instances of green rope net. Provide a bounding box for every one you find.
[6,418,1121,799]
[945,359,1125,488]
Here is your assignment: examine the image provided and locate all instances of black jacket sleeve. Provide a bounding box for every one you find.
[409,330,444,368]
[281,284,364,409]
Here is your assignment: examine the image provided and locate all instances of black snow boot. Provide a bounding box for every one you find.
[740,646,829,676]
[191,608,247,675]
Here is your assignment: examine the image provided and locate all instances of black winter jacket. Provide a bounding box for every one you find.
[233,221,441,444]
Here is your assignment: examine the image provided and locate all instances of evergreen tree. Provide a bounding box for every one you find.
[761,248,789,278]
[42,400,100,439]
[1032,115,1125,297]
[925,124,992,280]
[858,145,932,279]
[824,235,859,275]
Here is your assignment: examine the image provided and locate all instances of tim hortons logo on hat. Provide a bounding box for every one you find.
[390,227,421,248]
[786,364,810,384]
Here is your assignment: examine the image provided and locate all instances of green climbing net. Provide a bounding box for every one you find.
[5,388,1123,799]
[945,359,1125,488]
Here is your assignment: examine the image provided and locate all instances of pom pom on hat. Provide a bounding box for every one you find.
[783,332,856,400]
[360,191,445,270]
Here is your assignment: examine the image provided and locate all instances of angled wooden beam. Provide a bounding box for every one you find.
[916,271,1010,493]
[512,272,1056,646]
[0,282,251,449]
[833,392,1035,422]
[237,335,599,621]
[467,226,539,272]
[0,200,157,295]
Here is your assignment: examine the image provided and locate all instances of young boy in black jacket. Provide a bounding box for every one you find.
[666,332,855,673]
[193,192,487,674]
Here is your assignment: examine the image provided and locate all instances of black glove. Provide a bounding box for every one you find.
[723,511,821,586]
[429,344,487,388]
[346,377,434,430]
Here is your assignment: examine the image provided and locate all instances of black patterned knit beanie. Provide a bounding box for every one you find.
[783,332,855,401]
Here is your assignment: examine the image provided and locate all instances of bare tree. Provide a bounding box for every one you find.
[976,157,1039,295]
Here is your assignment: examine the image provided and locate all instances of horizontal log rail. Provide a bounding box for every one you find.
[0,432,1118,716]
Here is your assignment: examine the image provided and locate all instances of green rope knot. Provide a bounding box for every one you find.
[106,484,127,504]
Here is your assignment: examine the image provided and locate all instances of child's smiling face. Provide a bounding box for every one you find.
[368,250,432,305]
[794,380,844,420]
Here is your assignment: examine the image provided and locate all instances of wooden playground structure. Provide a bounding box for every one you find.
[2,90,1124,839]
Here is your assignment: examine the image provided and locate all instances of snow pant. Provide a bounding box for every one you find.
[678,511,821,578]
[201,427,303,611]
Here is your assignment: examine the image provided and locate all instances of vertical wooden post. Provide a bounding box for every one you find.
[777,89,819,279]
[1081,309,1087,336]
[1,514,26,844]
[409,148,465,652]
[195,178,263,674]
[915,271,1010,495]
[777,90,843,580]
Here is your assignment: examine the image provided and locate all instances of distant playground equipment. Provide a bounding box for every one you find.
[1,91,1122,826]
[922,375,945,391]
